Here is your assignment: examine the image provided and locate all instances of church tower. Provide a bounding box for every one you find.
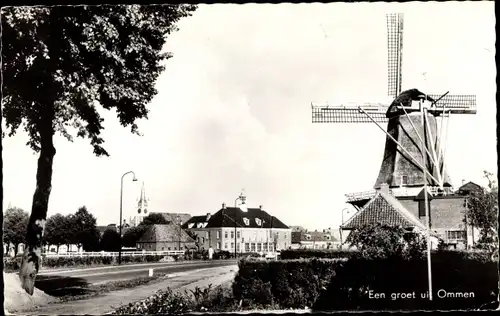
[133,182,149,226]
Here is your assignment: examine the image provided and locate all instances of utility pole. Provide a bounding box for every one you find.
[422,100,433,301]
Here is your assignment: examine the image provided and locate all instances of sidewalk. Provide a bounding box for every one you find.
[17,265,238,315]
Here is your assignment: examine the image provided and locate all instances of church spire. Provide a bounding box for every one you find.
[137,182,148,214]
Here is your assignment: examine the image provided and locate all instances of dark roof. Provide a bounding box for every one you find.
[457,181,483,195]
[291,231,338,243]
[343,191,426,230]
[181,207,289,229]
[138,224,195,243]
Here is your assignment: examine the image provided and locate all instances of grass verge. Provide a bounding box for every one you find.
[56,273,170,302]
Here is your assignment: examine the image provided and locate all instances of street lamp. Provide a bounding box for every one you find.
[234,192,246,258]
[119,171,137,264]
[339,208,350,249]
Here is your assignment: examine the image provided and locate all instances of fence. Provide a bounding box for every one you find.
[42,250,185,257]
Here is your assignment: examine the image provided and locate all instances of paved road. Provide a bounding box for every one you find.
[35,259,237,297]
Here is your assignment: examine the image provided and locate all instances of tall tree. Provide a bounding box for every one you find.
[71,206,101,251]
[2,4,196,294]
[3,207,29,256]
[465,171,499,253]
[43,213,66,253]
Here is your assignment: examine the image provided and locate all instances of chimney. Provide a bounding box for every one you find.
[380,183,390,194]
[222,203,226,209]
[206,213,211,221]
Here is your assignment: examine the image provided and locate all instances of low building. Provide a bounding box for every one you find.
[291,230,338,250]
[136,224,196,251]
[182,203,292,253]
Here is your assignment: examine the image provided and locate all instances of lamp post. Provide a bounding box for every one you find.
[234,192,246,258]
[339,208,350,249]
[119,171,137,264]
[176,215,181,251]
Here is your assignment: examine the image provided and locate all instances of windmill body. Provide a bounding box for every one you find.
[311,13,476,206]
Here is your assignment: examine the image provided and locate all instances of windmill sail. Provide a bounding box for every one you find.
[387,13,404,99]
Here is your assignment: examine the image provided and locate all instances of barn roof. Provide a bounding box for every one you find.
[138,224,195,243]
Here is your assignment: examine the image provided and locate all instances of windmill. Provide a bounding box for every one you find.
[311,13,476,202]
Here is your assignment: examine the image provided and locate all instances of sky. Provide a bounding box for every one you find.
[2,2,496,230]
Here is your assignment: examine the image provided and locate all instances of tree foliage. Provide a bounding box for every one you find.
[43,213,67,252]
[3,207,29,255]
[2,4,197,155]
[140,213,169,226]
[69,206,101,251]
[100,228,121,251]
[465,171,499,252]
[121,225,147,248]
[346,223,426,259]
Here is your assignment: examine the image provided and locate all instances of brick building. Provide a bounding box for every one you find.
[291,230,338,250]
[182,203,291,254]
[342,182,482,249]
[136,224,196,251]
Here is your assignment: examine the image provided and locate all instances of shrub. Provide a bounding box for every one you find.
[233,258,340,309]
[280,249,357,260]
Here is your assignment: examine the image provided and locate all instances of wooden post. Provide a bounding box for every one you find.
[422,104,433,301]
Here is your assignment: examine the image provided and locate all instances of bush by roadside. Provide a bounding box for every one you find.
[232,258,341,309]
[111,284,242,314]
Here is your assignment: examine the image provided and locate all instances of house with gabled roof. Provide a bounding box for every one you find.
[181,203,291,254]
[291,230,339,250]
[136,224,196,251]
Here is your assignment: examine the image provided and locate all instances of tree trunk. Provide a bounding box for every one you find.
[14,243,19,256]
[56,244,60,254]
[19,129,56,295]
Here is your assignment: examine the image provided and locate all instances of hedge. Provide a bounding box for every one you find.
[233,252,498,311]
[280,249,358,260]
[3,254,167,271]
[233,258,342,309]
[313,252,499,311]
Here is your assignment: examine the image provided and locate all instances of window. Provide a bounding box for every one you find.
[230,231,234,239]
[188,223,194,229]
[263,243,268,252]
[217,242,220,250]
[224,243,228,249]
[447,230,466,240]
[251,243,256,252]
[237,231,241,239]
[168,247,171,250]
[245,243,250,252]
[255,218,261,226]
[401,175,408,186]
[162,247,164,250]
[224,231,228,238]
[243,217,250,226]
[231,242,234,249]
[257,243,262,252]
[201,237,205,243]
[236,243,241,251]
[217,231,220,239]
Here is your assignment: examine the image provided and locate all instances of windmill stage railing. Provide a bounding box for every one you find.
[345,185,456,202]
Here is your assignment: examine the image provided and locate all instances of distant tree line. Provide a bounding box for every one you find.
[3,208,176,255]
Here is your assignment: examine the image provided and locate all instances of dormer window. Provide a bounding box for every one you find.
[188,223,194,229]
[255,218,262,226]
[243,218,250,226]
[305,234,311,240]
[401,175,408,186]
